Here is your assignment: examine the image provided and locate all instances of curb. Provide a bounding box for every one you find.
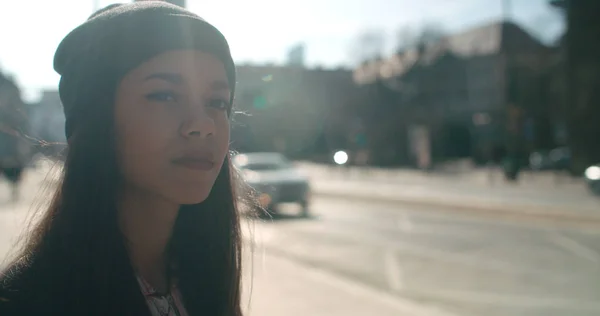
[311,189,600,227]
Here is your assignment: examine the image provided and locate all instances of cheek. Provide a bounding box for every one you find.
[115,104,178,178]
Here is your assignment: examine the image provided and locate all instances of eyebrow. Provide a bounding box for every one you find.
[211,80,230,92]
[144,72,184,85]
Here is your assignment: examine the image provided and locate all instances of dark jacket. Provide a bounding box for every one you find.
[0,257,152,316]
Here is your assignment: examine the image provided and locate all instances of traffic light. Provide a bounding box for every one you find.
[252,95,267,109]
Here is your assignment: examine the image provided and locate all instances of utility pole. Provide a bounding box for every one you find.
[501,0,524,181]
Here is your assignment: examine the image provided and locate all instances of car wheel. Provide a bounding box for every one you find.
[590,182,600,196]
[299,200,309,218]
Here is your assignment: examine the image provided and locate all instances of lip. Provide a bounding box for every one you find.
[172,154,215,171]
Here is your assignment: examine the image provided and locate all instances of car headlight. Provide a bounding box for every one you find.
[585,166,600,181]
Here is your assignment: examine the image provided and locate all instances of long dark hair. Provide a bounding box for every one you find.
[3,76,247,315]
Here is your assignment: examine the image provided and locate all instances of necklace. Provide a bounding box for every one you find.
[137,273,181,316]
[148,293,174,316]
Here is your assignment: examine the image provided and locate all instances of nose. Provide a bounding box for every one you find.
[180,107,216,139]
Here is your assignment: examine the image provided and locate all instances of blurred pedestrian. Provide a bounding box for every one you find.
[0,78,29,202]
[0,128,24,202]
[1,2,245,315]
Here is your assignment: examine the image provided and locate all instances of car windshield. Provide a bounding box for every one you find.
[242,161,289,171]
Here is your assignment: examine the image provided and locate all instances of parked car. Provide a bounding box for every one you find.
[529,147,571,171]
[233,152,310,216]
[584,163,600,196]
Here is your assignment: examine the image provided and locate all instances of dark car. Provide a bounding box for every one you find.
[529,147,571,171]
[233,152,310,216]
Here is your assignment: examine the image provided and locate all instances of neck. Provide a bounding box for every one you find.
[119,185,180,293]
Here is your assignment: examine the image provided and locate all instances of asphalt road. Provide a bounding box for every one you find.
[253,197,600,316]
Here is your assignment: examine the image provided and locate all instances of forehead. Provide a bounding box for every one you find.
[126,49,228,83]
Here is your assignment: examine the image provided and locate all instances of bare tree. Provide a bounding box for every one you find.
[396,26,418,51]
[348,29,386,65]
[396,23,445,51]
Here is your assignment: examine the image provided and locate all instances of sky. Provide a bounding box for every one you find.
[0,0,564,102]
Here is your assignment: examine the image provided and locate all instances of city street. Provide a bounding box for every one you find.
[1,0,598,315]
[1,168,600,316]
[252,198,600,316]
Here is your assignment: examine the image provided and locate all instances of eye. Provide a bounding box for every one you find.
[146,91,178,102]
[207,98,231,111]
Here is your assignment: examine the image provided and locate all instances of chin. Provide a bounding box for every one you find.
[159,180,214,205]
[172,189,212,205]
[161,167,225,205]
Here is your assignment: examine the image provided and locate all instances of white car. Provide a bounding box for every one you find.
[233,152,310,216]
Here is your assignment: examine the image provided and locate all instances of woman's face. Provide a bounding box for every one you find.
[114,49,231,205]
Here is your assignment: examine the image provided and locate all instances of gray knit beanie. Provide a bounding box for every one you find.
[54,1,235,139]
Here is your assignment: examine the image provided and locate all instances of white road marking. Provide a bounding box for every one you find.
[552,233,600,264]
[383,248,404,291]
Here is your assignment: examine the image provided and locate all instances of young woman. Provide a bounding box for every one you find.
[0,2,247,315]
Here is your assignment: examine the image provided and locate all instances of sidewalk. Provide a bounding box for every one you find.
[297,162,600,223]
[243,250,457,316]
[296,161,583,190]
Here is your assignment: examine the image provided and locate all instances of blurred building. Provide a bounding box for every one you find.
[232,64,363,161]
[353,21,557,167]
[286,44,306,67]
[0,72,25,119]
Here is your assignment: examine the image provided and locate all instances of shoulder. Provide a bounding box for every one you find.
[0,258,52,314]
[1,255,151,316]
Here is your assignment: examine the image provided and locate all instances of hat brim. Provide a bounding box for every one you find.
[54,11,233,82]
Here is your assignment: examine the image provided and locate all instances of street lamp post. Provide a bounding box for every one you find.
[502,0,512,20]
